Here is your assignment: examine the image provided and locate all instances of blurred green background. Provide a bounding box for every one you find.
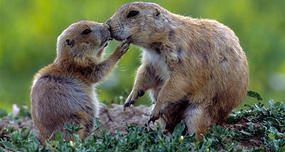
[0,0,285,111]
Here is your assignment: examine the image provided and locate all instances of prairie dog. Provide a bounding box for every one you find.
[31,20,130,142]
[107,2,249,141]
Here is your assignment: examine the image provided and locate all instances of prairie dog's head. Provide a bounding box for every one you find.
[106,2,171,49]
[56,20,111,61]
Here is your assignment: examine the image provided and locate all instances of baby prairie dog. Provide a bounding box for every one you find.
[31,20,130,142]
[107,2,249,141]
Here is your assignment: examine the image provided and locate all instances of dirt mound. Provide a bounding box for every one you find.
[0,103,152,135]
[98,103,153,133]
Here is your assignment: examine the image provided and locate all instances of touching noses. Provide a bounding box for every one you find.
[105,19,113,39]
[105,19,111,30]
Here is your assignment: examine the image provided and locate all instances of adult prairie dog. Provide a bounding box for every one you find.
[107,2,249,141]
[31,20,130,142]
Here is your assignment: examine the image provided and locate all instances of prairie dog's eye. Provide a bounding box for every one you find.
[127,10,139,18]
[81,29,92,35]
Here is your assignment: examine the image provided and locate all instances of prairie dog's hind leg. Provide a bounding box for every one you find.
[150,77,189,122]
[159,99,189,133]
[184,104,211,141]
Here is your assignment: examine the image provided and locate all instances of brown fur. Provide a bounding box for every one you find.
[31,20,130,142]
[107,2,249,141]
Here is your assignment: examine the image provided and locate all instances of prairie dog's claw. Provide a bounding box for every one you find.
[126,35,132,43]
[117,40,130,55]
[123,100,135,111]
[148,115,159,124]
[148,103,165,125]
[124,90,139,110]
[123,90,144,111]
[123,102,131,111]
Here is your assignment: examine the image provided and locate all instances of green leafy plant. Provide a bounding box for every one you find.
[0,99,284,151]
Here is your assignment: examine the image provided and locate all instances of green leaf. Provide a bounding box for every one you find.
[0,141,17,150]
[0,109,8,118]
[247,90,263,101]
[268,132,276,140]
[54,131,62,141]
[240,130,252,136]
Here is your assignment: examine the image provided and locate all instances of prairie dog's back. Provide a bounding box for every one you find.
[31,66,96,141]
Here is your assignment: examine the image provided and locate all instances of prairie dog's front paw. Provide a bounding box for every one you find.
[148,102,166,124]
[124,90,145,110]
[116,39,131,55]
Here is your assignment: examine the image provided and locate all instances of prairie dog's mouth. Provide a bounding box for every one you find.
[101,37,113,48]
[109,28,132,42]
[116,35,133,43]
[126,35,132,42]
[100,41,108,48]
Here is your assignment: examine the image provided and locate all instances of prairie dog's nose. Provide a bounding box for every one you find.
[105,19,113,39]
[100,24,112,41]
[103,23,110,30]
[105,19,111,30]
[105,19,111,26]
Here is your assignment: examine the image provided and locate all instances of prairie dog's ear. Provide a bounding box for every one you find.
[154,8,160,18]
[66,39,75,48]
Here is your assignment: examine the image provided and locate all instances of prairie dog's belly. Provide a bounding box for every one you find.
[90,85,99,117]
[142,49,170,103]
[142,49,170,81]
[84,84,99,117]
